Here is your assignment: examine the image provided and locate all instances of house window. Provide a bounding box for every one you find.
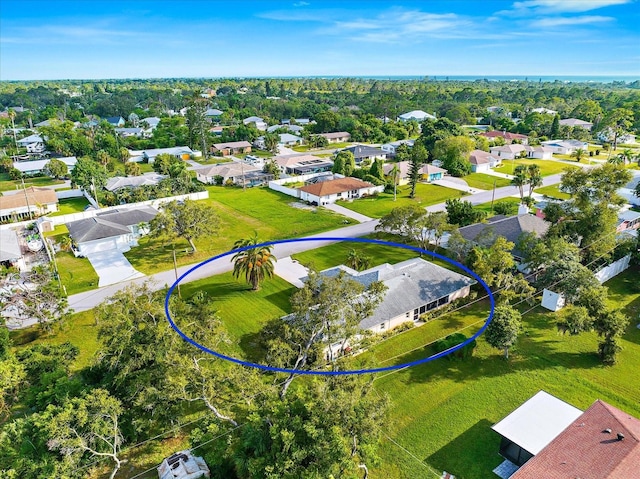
[380,322,386,330]
[437,296,449,306]
[405,312,410,318]
[337,192,343,197]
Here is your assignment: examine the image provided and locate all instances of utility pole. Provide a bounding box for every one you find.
[173,248,181,298]
[490,179,496,214]
[21,176,33,220]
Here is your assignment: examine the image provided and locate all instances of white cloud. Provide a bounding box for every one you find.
[293,1,310,6]
[501,0,630,15]
[532,15,615,27]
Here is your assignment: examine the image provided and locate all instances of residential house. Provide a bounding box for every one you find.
[242,116,267,131]
[618,173,640,205]
[209,125,224,136]
[559,118,593,130]
[157,450,210,479]
[104,173,167,192]
[254,133,303,149]
[115,127,144,138]
[382,161,411,185]
[524,145,554,159]
[489,144,527,160]
[128,146,198,163]
[479,130,529,145]
[468,150,501,173]
[319,258,475,332]
[397,110,436,122]
[205,108,223,119]
[493,390,640,479]
[16,134,46,153]
[491,391,583,472]
[318,131,351,143]
[342,145,387,164]
[35,119,53,128]
[597,128,637,145]
[298,177,382,205]
[141,117,161,129]
[0,187,58,222]
[457,214,550,262]
[211,141,252,156]
[193,162,272,187]
[273,154,333,175]
[419,164,447,182]
[294,118,311,125]
[13,156,77,176]
[380,139,415,157]
[267,124,304,134]
[66,206,158,256]
[617,209,640,234]
[0,229,25,271]
[541,139,588,155]
[531,107,557,115]
[105,116,125,127]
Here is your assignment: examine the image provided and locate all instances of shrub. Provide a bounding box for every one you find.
[494,201,517,216]
[434,333,476,360]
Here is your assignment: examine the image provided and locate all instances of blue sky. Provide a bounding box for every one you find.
[1,0,639,80]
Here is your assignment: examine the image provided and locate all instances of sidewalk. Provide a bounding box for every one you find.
[432,178,484,194]
[482,170,513,179]
[323,203,373,223]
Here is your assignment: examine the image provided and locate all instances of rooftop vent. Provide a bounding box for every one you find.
[617,433,625,441]
[604,428,612,434]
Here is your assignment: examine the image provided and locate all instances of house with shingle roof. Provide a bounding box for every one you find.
[318,131,351,143]
[397,110,436,122]
[480,130,529,145]
[319,258,475,332]
[0,229,25,270]
[0,187,58,222]
[559,118,593,130]
[457,214,550,261]
[272,154,333,175]
[193,162,272,187]
[468,149,501,172]
[419,164,447,182]
[524,145,554,159]
[211,141,252,156]
[66,206,157,256]
[342,145,387,164]
[541,139,588,155]
[493,390,640,479]
[105,116,125,127]
[16,134,46,153]
[490,144,527,160]
[298,177,382,205]
[105,173,167,192]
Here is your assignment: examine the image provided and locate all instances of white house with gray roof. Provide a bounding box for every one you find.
[66,206,158,256]
[397,110,436,122]
[319,258,475,333]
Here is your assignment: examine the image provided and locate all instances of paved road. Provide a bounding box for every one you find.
[67,172,566,312]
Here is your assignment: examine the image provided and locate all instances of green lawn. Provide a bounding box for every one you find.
[0,174,64,192]
[368,266,640,479]
[126,186,355,275]
[338,183,466,219]
[178,272,296,360]
[49,196,90,216]
[473,197,522,216]
[535,184,571,200]
[463,173,511,190]
[55,251,99,295]
[137,162,155,173]
[494,159,577,177]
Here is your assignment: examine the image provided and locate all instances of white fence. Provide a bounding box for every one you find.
[0,190,209,231]
[595,254,632,283]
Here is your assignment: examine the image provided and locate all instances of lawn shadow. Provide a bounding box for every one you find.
[427,419,504,478]
[238,331,267,363]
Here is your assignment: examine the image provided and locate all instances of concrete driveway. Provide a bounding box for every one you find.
[273,256,310,288]
[86,250,145,287]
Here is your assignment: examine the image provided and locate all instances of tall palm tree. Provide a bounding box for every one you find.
[527,164,543,198]
[390,163,400,201]
[510,165,527,202]
[570,148,586,162]
[608,154,626,165]
[231,233,275,291]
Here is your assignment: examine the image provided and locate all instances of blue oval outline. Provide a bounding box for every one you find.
[164,237,495,375]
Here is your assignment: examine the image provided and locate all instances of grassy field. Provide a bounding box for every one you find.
[473,197,522,216]
[463,173,511,190]
[0,173,64,192]
[49,196,90,216]
[126,185,355,275]
[56,251,99,295]
[369,266,640,479]
[338,183,466,219]
[494,159,577,177]
[535,184,571,199]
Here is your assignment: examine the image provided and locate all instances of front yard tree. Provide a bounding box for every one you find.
[185,97,209,159]
[71,156,108,191]
[601,108,633,150]
[263,132,279,154]
[485,305,521,359]
[570,148,586,162]
[433,135,474,177]
[266,272,386,397]
[43,158,68,179]
[231,233,275,291]
[527,164,542,198]
[333,150,356,176]
[511,165,527,202]
[445,198,485,227]
[408,142,427,198]
[124,161,141,177]
[150,199,219,253]
[345,248,371,271]
[43,389,124,479]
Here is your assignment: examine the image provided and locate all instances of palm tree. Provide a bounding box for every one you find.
[527,164,542,198]
[608,154,626,165]
[510,165,527,202]
[570,148,586,162]
[390,163,400,201]
[231,233,275,291]
[345,248,371,271]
